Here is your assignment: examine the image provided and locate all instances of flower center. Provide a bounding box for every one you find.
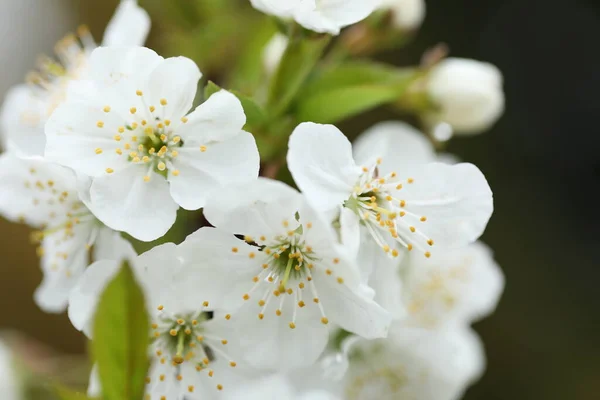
[149,304,236,394]
[345,157,434,258]
[346,365,409,400]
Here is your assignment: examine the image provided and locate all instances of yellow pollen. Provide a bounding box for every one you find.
[289,322,296,329]
[160,134,167,141]
[321,317,329,324]
[131,136,138,142]
[400,211,406,217]
[243,294,250,300]
[391,249,399,257]
[105,168,114,174]
[400,200,406,207]
[221,339,228,345]
[157,305,164,310]
[181,117,188,123]
[225,314,231,320]
[169,329,177,336]
[396,184,403,190]
[425,252,431,258]
[262,264,268,269]
[158,162,166,171]
[299,282,305,289]
[171,150,178,157]
[408,178,414,183]
[258,313,264,320]
[171,169,180,176]
[130,107,136,114]
[188,386,194,393]
[298,301,305,308]
[410,226,416,233]
[362,166,369,172]
[407,244,413,251]
[258,300,265,306]
[136,90,143,96]
[160,98,168,105]
[420,216,427,222]
[96,121,104,128]
[95,148,103,154]
[143,176,150,182]
[231,247,238,253]
[326,269,332,275]
[149,106,156,112]
[142,156,150,163]
[378,178,385,184]
[172,136,181,143]
[427,239,434,246]
[160,374,165,381]
[196,335,204,342]
[230,361,236,367]
[333,258,340,264]
[144,127,153,135]
[103,106,111,113]
[165,119,171,126]
[192,320,198,325]
[141,120,147,126]
[337,277,344,284]
[217,385,223,391]
[306,222,313,229]
[313,298,319,303]
[275,309,282,316]
[132,157,141,163]
[177,319,184,325]
[249,252,255,259]
[173,355,184,364]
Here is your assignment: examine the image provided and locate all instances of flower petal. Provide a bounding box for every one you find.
[287,123,359,212]
[294,0,376,35]
[0,84,47,156]
[169,130,259,210]
[145,56,202,120]
[102,0,151,47]
[92,226,137,262]
[313,270,391,339]
[393,162,493,249]
[203,178,302,239]
[88,46,162,88]
[176,90,246,144]
[87,165,178,241]
[353,121,435,173]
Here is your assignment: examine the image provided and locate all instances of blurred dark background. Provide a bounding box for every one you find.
[1,0,599,399]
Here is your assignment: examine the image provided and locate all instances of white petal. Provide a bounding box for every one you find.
[176,90,246,144]
[313,270,391,339]
[204,178,302,239]
[0,84,47,156]
[367,251,406,320]
[232,295,329,370]
[177,227,261,311]
[68,259,121,336]
[249,0,299,18]
[169,130,259,210]
[102,0,151,47]
[44,101,130,176]
[145,56,202,120]
[87,165,179,241]
[223,374,296,400]
[287,122,359,212]
[339,207,361,261]
[88,46,163,87]
[353,121,435,173]
[395,162,493,249]
[87,365,101,397]
[92,226,137,262]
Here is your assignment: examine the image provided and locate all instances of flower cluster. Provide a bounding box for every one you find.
[0,1,505,399]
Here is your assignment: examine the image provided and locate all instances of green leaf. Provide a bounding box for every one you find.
[204,80,222,101]
[295,64,419,123]
[232,90,267,128]
[267,33,331,118]
[92,261,150,400]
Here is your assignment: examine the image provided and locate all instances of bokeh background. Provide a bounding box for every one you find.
[1,0,599,399]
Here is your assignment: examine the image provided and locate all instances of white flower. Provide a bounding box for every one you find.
[378,0,426,30]
[223,374,340,400]
[263,33,288,75]
[179,178,391,370]
[287,122,494,259]
[0,0,150,156]
[0,154,134,312]
[250,0,378,35]
[338,325,485,400]
[426,58,505,135]
[401,241,504,329]
[45,46,260,242]
[71,244,243,399]
[0,340,21,400]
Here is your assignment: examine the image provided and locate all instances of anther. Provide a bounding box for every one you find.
[160,98,168,106]
[96,121,104,128]
[103,106,111,113]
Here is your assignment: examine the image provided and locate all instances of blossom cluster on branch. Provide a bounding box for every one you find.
[0,1,505,399]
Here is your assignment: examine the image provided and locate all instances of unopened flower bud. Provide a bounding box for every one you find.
[263,33,288,75]
[379,0,426,30]
[426,58,505,135]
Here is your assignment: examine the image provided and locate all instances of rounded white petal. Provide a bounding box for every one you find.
[204,178,302,239]
[427,58,505,134]
[87,165,179,241]
[353,121,435,173]
[379,0,426,30]
[393,162,493,249]
[288,123,359,213]
[145,56,202,120]
[92,226,137,262]
[88,46,163,87]
[294,0,377,35]
[68,259,121,336]
[312,269,391,339]
[169,130,259,210]
[339,207,361,261]
[176,90,246,144]
[0,84,47,156]
[87,365,101,398]
[250,0,299,18]
[102,0,151,47]
[0,341,21,400]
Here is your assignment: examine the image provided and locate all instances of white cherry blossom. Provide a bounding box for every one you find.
[250,0,378,35]
[0,154,133,312]
[180,178,391,370]
[0,340,21,400]
[336,326,485,400]
[0,0,150,156]
[71,244,243,399]
[45,46,260,242]
[287,122,494,259]
[400,241,504,329]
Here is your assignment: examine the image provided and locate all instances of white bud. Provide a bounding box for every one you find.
[263,33,288,75]
[379,0,426,30]
[426,57,505,135]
